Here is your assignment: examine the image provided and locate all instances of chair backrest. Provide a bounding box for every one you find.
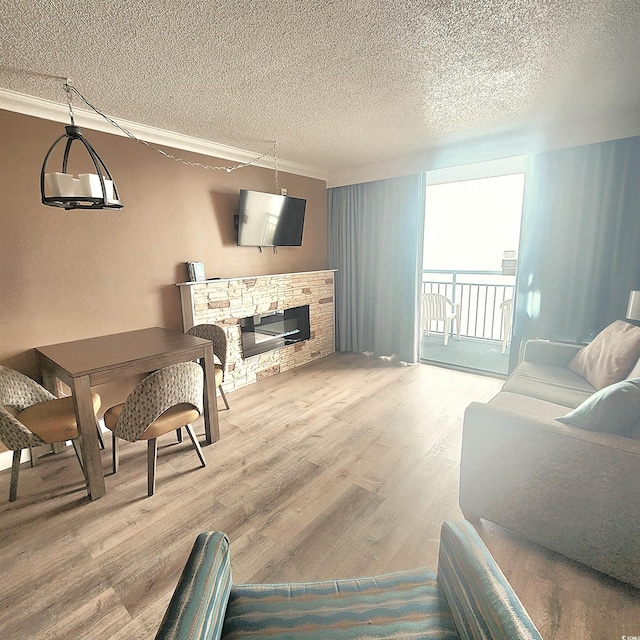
[0,366,53,450]
[422,293,453,320]
[113,362,204,442]
[187,324,228,372]
[500,298,514,332]
[0,365,55,411]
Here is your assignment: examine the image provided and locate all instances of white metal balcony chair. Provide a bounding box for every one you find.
[421,293,461,345]
[500,298,514,353]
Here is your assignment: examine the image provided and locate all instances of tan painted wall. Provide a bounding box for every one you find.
[0,108,328,416]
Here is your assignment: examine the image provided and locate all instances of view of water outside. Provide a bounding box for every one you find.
[424,173,525,272]
[422,173,525,342]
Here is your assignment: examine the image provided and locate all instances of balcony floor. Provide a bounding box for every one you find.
[420,334,510,377]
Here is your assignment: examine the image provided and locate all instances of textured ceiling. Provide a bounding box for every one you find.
[1,0,639,176]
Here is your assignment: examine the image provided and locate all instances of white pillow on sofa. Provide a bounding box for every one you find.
[556,378,640,436]
[568,320,640,389]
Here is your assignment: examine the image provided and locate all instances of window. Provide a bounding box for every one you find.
[423,173,524,271]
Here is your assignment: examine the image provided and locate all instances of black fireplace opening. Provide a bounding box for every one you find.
[240,305,311,358]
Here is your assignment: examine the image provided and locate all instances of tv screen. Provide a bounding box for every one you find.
[236,189,306,247]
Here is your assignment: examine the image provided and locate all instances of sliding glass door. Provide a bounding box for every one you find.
[420,172,524,375]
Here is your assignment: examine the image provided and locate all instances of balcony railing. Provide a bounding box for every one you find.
[421,270,515,342]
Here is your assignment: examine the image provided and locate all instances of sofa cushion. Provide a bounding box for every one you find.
[502,362,595,409]
[221,568,459,640]
[488,392,573,420]
[556,378,640,436]
[568,320,640,390]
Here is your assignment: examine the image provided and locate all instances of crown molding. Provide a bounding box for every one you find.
[0,87,327,181]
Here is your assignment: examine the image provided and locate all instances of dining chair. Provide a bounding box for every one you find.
[186,324,230,410]
[500,298,514,353]
[0,365,101,501]
[103,362,206,497]
[421,293,461,345]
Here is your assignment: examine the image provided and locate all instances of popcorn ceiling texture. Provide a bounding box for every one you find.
[0,1,638,172]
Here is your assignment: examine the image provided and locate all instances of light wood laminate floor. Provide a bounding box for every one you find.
[1,353,638,639]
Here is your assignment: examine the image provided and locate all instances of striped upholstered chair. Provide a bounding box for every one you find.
[155,519,542,640]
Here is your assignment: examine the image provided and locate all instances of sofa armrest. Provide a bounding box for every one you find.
[460,401,640,588]
[437,520,542,640]
[521,339,584,367]
[155,532,232,640]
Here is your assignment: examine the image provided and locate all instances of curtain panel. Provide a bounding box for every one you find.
[328,174,426,363]
[511,135,640,369]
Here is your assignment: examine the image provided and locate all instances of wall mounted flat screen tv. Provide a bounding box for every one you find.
[236,189,306,247]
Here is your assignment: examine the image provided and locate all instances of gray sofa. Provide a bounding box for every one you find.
[460,338,640,589]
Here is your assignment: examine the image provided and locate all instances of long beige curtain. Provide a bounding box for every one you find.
[328,173,426,363]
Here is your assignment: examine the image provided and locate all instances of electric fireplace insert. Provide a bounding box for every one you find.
[240,305,310,358]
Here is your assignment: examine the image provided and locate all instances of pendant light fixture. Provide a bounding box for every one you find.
[40,82,123,210]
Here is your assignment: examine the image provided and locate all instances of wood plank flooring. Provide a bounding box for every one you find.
[1,352,638,639]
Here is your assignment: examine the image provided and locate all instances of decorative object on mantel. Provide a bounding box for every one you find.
[41,82,123,210]
[187,261,206,282]
[626,290,640,322]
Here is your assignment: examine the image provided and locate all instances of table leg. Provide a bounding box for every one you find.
[71,375,105,499]
[202,344,219,444]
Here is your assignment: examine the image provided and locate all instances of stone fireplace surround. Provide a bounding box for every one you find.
[178,270,336,392]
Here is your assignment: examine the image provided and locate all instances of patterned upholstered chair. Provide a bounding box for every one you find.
[103,362,206,497]
[0,365,101,501]
[186,324,230,410]
[155,520,542,640]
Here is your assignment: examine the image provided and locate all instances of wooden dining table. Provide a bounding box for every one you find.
[36,326,218,500]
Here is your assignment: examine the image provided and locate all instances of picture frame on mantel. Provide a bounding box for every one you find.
[187,261,206,282]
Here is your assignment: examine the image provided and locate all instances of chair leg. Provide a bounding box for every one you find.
[443,318,450,346]
[71,438,84,472]
[218,386,230,410]
[96,424,105,450]
[112,432,119,474]
[176,428,183,443]
[71,437,89,486]
[9,450,21,502]
[185,424,206,468]
[29,446,38,467]
[147,439,158,497]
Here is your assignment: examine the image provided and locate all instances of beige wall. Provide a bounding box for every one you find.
[0,108,328,383]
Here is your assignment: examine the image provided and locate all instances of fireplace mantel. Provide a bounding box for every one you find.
[177,269,337,287]
[178,270,336,392]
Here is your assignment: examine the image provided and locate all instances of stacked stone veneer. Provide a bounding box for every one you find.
[179,270,336,392]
